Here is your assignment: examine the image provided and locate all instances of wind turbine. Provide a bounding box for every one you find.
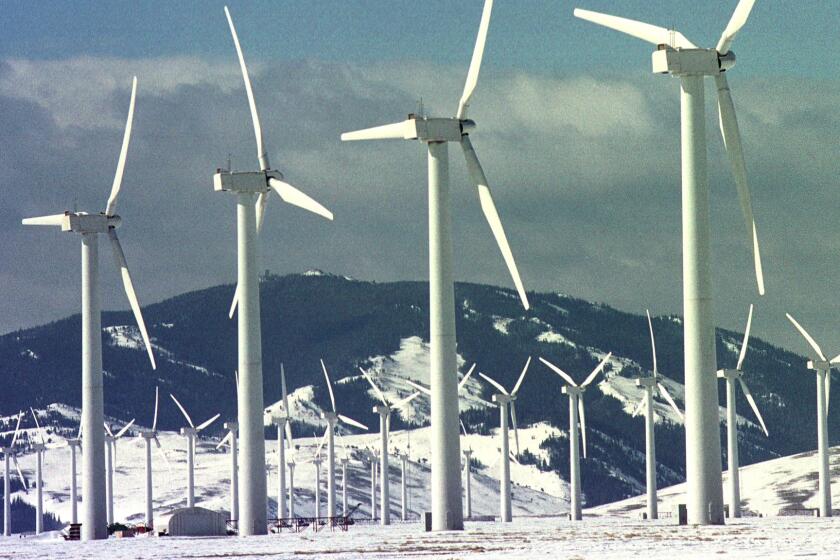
[217,421,239,524]
[216,6,334,535]
[170,394,220,508]
[461,420,474,520]
[22,76,156,540]
[104,417,135,524]
[341,0,528,530]
[360,367,421,525]
[267,364,294,520]
[717,304,768,518]
[574,0,765,525]
[66,430,81,527]
[138,387,169,529]
[786,313,840,518]
[630,310,684,520]
[28,408,49,534]
[540,353,612,521]
[477,357,531,522]
[2,412,26,536]
[320,360,368,518]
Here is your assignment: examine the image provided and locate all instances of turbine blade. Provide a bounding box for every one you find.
[108,230,156,369]
[224,6,269,170]
[715,73,765,295]
[511,356,532,396]
[390,391,420,410]
[340,120,413,141]
[152,386,159,433]
[785,313,827,361]
[13,456,27,492]
[460,419,469,438]
[30,407,46,445]
[831,353,840,365]
[578,397,587,459]
[737,378,768,437]
[228,284,240,320]
[169,393,194,428]
[115,418,135,439]
[21,213,67,227]
[154,440,172,474]
[716,0,757,55]
[510,401,520,456]
[405,379,432,396]
[360,367,388,406]
[196,413,221,432]
[105,76,137,216]
[657,383,684,421]
[216,432,232,450]
[478,372,509,395]
[10,411,23,448]
[646,309,658,377]
[338,414,368,431]
[315,429,329,458]
[104,422,114,438]
[456,0,493,120]
[320,359,337,413]
[458,363,477,391]
[461,136,529,310]
[539,357,578,388]
[573,8,697,49]
[736,304,754,371]
[268,177,334,221]
[632,397,646,418]
[582,352,612,387]
[281,363,291,416]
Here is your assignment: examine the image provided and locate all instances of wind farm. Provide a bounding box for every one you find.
[3,0,840,558]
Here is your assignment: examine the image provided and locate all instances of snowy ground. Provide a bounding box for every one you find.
[591,444,840,517]
[3,516,840,559]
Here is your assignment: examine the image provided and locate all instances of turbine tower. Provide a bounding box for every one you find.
[341,0,529,530]
[217,6,334,535]
[630,310,684,520]
[170,393,220,508]
[2,412,26,536]
[717,304,768,518]
[29,408,49,535]
[461,420,473,520]
[66,436,81,526]
[360,367,421,525]
[320,360,368,518]
[268,364,294,520]
[540,353,612,520]
[478,357,532,522]
[786,313,839,518]
[574,0,766,525]
[139,386,169,529]
[104,417,135,524]
[22,76,156,540]
[218,421,239,524]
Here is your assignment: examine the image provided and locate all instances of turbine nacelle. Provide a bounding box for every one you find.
[213,169,282,194]
[635,377,657,389]
[491,393,514,405]
[372,404,391,417]
[179,427,198,437]
[652,47,735,76]
[808,360,835,372]
[716,368,743,380]
[320,411,339,425]
[562,385,585,397]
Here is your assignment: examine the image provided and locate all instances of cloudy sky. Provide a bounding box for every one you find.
[2,1,838,356]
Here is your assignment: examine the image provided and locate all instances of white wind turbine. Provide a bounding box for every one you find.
[65,427,81,527]
[170,394,220,508]
[217,420,238,524]
[359,367,421,525]
[575,0,765,525]
[22,76,156,540]
[267,365,294,520]
[2,412,27,536]
[319,360,368,518]
[460,420,474,520]
[477,357,531,522]
[630,310,684,520]
[217,6,334,535]
[28,408,50,534]
[341,0,528,530]
[104,417,135,525]
[540,353,612,521]
[786,313,840,518]
[717,304,768,518]
[138,386,170,529]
